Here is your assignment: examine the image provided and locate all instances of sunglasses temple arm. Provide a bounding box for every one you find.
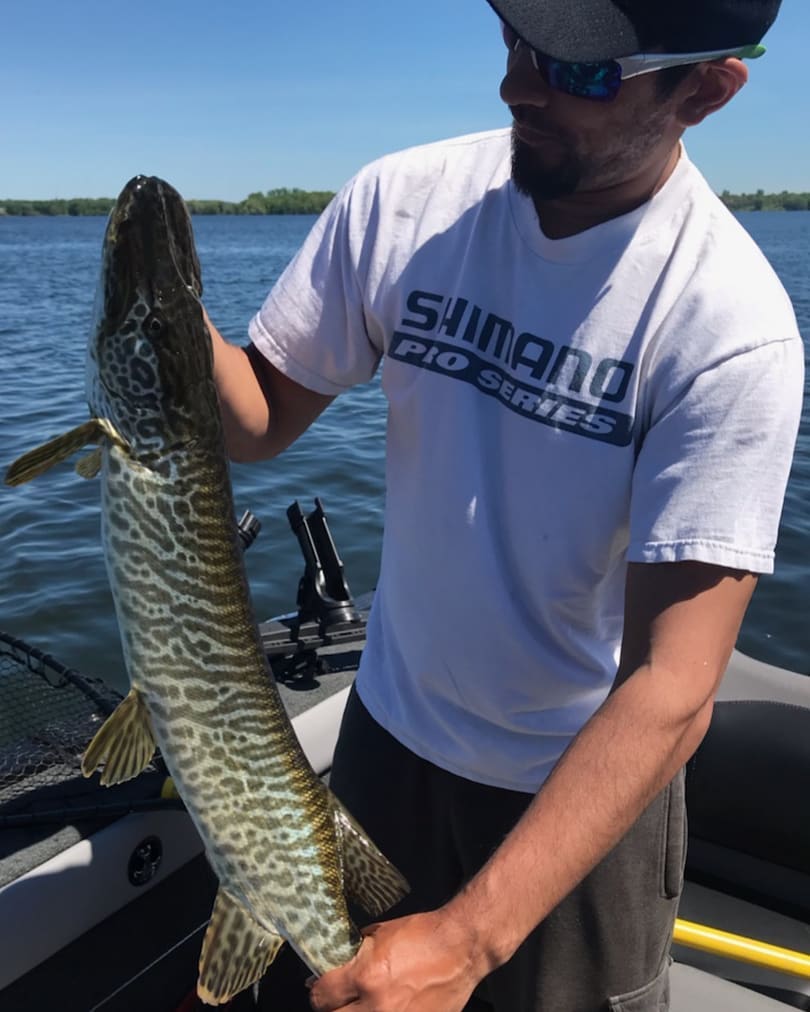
[618,44,766,77]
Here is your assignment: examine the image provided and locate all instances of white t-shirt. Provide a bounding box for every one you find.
[250,129,804,793]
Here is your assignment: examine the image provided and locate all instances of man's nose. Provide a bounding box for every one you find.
[500,44,553,108]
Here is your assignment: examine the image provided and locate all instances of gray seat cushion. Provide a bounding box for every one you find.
[671,963,792,1011]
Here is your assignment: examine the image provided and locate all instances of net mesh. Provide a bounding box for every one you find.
[0,631,122,812]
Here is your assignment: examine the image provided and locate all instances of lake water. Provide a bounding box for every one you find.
[0,210,808,693]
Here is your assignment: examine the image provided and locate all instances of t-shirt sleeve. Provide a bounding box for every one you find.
[248,175,384,395]
[628,336,804,574]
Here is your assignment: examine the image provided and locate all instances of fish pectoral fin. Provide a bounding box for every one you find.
[5,418,112,486]
[81,688,157,786]
[198,887,285,1006]
[333,798,410,917]
[75,448,103,479]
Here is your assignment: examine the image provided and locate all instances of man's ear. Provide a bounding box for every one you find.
[677,58,748,127]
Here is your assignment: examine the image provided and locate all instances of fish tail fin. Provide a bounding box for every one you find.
[81,688,157,785]
[197,887,284,1006]
[332,797,410,917]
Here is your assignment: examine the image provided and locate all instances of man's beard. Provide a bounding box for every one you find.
[511,131,583,202]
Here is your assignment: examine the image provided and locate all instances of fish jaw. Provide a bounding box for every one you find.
[87,175,213,465]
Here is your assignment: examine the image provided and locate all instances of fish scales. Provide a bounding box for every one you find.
[105,446,353,957]
[4,175,407,1004]
[101,347,363,966]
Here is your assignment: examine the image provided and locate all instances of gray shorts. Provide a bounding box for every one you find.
[330,686,685,1012]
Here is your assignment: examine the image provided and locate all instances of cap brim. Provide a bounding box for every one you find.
[486,0,644,61]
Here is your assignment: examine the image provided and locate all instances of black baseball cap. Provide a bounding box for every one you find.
[486,0,782,62]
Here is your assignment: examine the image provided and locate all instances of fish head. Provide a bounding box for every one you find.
[88,175,219,462]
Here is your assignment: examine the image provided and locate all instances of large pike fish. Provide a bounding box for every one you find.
[5,175,407,1004]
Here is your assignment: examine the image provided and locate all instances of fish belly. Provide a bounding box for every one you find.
[100,443,357,972]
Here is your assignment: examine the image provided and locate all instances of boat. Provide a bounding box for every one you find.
[1,500,808,1011]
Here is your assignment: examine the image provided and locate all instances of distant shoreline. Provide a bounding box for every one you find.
[1,189,809,216]
[0,188,336,218]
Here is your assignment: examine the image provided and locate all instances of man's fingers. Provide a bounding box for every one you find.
[308,965,360,1011]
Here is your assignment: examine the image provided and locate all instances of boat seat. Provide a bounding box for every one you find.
[672,962,793,1011]
[688,699,810,877]
[685,698,810,920]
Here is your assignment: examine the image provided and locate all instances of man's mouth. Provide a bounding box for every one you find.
[510,106,560,146]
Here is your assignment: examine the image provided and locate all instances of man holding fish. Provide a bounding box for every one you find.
[209,0,802,1008]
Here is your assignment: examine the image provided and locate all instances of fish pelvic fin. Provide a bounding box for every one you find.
[75,447,103,479]
[4,417,126,486]
[81,688,157,785]
[197,887,285,1006]
[333,798,410,917]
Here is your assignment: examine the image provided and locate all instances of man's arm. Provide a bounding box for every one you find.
[207,313,335,462]
[308,561,757,1012]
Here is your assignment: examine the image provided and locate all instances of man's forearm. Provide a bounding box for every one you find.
[211,334,272,462]
[206,313,334,462]
[444,662,713,976]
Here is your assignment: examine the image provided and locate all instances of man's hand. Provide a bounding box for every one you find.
[307,909,488,1012]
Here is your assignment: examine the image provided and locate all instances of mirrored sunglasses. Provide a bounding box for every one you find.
[501,22,765,102]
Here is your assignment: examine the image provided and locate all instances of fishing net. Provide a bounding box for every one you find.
[0,631,180,887]
[0,631,121,812]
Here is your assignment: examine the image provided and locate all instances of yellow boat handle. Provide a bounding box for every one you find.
[674,918,810,979]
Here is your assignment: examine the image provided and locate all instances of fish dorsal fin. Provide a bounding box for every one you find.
[4,418,123,486]
[81,688,157,785]
[198,887,285,1005]
[333,799,409,917]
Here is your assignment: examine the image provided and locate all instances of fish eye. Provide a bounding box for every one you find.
[144,312,165,338]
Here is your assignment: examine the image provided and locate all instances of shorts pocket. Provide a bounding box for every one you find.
[607,958,670,1011]
[661,769,686,899]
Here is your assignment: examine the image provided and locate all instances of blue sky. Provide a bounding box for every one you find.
[2,0,808,200]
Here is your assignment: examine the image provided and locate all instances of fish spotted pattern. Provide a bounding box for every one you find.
[5,175,407,1004]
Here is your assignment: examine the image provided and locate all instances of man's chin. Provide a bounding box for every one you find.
[510,131,581,202]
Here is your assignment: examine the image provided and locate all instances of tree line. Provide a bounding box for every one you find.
[2,187,810,216]
[719,189,810,211]
[0,188,337,217]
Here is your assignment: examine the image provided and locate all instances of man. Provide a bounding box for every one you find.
[210,1,804,1009]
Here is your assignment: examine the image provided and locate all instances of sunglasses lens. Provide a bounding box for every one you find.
[546,60,622,100]
[501,23,623,101]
